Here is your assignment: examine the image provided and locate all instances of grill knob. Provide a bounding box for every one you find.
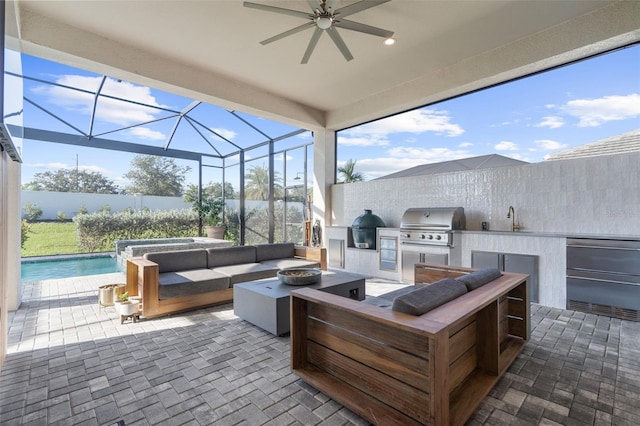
[420,234,426,239]
[402,233,410,239]
[427,235,433,240]
[435,235,442,240]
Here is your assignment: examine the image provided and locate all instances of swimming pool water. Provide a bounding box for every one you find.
[21,256,122,281]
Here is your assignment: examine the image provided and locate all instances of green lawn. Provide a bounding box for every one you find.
[21,222,87,257]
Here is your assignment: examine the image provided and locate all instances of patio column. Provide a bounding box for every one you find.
[312,128,336,234]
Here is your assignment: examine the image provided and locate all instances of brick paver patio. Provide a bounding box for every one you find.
[1,272,639,425]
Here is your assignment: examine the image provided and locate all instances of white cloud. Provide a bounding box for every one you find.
[33,75,166,126]
[458,142,473,148]
[129,127,165,140]
[535,139,568,150]
[210,128,237,141]
[343,108,465,139]
[494,141,518,151]
[562,93,640,127]
[337,135,389,147]
[536,116,565,129]
[350,146,474,179]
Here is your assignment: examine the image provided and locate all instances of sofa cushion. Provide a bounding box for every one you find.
[207,246,257,268]
[212,263,279,284]
[392,278,467,316]
[157,269,230,299]
[260,258,319,270]
[255,243,295,262]
[456,268,502,291]
[144,249,208,273]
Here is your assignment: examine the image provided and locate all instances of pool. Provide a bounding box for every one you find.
[21,254,123,282]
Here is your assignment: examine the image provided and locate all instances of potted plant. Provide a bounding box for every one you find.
[115,292,139,316]
[194,196,226,239]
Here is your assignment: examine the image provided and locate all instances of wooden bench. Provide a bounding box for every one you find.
[290,263,529,425]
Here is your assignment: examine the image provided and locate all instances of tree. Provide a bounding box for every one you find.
[22,169,119,193]
[244,165,283,201]
[183,181,236,203]
[337,159,365,183]
[124,155,191,196]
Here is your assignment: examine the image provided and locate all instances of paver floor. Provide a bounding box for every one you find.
[1,272,639,425]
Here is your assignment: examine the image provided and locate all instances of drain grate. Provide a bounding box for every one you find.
[568,299,639,322]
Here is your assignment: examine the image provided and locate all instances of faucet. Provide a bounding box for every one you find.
[507,206,521,231]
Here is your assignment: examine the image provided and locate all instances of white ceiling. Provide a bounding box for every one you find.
[7,1,640,131]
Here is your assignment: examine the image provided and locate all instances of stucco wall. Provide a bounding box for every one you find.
[331,151,640,237]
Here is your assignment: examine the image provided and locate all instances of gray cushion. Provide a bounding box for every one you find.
[144,249,208,273]
[157,269,230,299]
[211,263,279,284]
[456,268,502,291]
[260,258,319,270]
[207,246,256,267]
[255,243,295,262]
[392,278,467,316]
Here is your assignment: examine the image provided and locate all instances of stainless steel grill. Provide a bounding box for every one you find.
[399,207,465,246]
[399,207,465,283]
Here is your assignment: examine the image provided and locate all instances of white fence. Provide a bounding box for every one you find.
[21,191,191,220]
[20,191,306,221]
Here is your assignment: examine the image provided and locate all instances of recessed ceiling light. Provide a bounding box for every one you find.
[384,37,396,46]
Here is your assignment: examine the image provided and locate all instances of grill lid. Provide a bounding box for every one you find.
[400,207,466,230]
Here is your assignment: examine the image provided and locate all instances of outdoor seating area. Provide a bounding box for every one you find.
[126,243,327,318]
[1,272,639,425]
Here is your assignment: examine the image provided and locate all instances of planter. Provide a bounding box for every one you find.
[205,225,225,239]
[115,301,140,316]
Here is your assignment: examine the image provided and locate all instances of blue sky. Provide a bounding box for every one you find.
[18,44,640,188]
[338,44,640,179]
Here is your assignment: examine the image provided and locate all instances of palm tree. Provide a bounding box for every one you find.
[244,165,283,200]
[337,159,365,183]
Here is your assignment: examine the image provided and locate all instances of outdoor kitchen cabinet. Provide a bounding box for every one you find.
[471,251,539,303]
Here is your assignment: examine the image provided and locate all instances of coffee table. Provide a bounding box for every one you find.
[233,271,366,336]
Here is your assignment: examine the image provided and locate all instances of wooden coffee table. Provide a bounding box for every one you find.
[233,271,365,336]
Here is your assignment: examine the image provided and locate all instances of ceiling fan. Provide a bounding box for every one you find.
[243,0,394,64]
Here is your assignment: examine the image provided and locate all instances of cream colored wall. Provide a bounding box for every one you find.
[331,151,640,237]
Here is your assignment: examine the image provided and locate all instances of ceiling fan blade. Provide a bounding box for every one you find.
[260,21,315,45]
[301,27,323,64]
[335,0,390,18]
[325,0,340,12]
[326,27,354,61]
[335,19,394,38]
[306,0,321,12]
[243,2,311,20]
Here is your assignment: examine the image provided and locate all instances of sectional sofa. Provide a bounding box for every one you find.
[290,263,530,426]
[126,243,326,318]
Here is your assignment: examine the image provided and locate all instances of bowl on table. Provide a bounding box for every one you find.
[277,268,322,285]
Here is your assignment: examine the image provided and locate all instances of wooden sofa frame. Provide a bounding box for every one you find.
[290,263,530,426]
[126,246,327,318]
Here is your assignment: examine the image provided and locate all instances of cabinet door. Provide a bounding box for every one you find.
[471,251,501,269]
[504,254,538,303]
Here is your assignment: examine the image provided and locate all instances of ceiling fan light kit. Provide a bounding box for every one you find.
[243,0,395,64]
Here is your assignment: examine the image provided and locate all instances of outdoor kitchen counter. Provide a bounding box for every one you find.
[461,230,640,240]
